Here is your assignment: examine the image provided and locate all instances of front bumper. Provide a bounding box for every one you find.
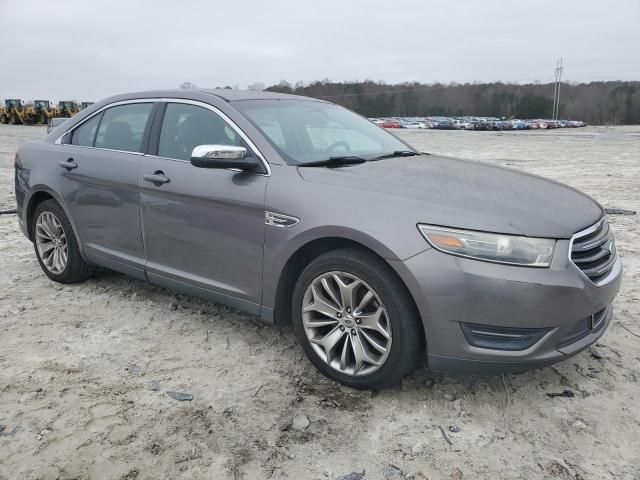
[390,238,622,373]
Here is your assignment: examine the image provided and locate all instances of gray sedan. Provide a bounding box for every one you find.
[14,89,622,388]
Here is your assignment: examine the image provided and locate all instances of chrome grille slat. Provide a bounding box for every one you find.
[580,253,617,278]
[569,218,618,285]
[571,247,610,264]
[571,221,609,252]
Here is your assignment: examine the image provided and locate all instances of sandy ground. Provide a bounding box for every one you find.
[0,125,639,480]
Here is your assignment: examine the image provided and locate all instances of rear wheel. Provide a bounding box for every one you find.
[32,199,93,283]
[292,248,423,389]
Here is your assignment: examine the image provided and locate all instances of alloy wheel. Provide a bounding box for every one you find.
[301,271,392,376]
[35,211,68,274]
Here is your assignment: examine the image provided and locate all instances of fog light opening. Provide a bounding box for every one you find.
[460,322,551,351]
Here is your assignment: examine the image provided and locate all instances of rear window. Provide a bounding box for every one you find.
[93,103,153,153]
[71,113,102,147]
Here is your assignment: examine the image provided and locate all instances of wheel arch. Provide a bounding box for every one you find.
[271,236,423,343]
[25,187,87,260]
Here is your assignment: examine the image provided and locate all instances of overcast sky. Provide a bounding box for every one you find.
[1,0,638,101]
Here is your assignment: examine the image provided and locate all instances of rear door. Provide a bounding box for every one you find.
[56,101,155,277]
[138,101,268,313]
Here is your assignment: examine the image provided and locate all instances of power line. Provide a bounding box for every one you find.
[552,58,563,120]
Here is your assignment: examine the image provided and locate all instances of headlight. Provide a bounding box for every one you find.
[418,224,556,267]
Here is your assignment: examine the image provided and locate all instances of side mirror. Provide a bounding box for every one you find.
[190,145,258,171]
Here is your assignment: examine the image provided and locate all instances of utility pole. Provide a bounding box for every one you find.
[552,58,563,120]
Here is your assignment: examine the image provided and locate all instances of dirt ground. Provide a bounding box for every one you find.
[1,125,639,480]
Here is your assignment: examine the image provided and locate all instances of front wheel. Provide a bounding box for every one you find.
[292,248,424,389]
[32,199,94,283]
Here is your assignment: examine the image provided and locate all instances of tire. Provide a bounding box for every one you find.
[292,248,424,389]
[32,199,93,283]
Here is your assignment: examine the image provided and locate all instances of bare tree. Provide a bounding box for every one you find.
[265,79,640,123]
[247,82,265,91]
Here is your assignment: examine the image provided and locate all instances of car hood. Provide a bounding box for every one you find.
[297,154,603,238]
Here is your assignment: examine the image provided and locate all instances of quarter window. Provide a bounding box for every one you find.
[71,113,102,147]
[94,103,153,153]
[158,103,245,161]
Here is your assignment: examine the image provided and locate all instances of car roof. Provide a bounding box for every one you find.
[109,88,322,103]
[196,89,311,101]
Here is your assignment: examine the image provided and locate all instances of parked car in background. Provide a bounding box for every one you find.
[452,119,473,130]
[404,122,427,129]
[46,117,68,133]
[380,120,401,128]
[16,89,617,389]
[367,115,586,131]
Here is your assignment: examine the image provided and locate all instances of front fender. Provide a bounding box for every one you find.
[261,222,429,311]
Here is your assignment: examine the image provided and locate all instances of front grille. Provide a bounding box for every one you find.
[570,219,617,285]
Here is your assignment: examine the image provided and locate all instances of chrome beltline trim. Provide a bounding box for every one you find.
[55,97,271,176]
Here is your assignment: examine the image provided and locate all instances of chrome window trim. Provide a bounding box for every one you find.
[55,144,145,156]
[55,98,271,176]
[568,217,621,287]
[54,98,156,152]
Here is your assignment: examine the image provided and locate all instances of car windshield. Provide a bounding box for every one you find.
[233,99,414,165]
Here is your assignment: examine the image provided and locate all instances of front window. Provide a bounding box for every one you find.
[233,100,413,165]
[157,103,247,161]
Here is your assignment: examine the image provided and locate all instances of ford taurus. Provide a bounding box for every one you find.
[14,89,622,388]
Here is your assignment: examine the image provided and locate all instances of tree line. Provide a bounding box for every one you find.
[265,80,640,124]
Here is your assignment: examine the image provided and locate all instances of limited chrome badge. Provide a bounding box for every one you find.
[265,211,300,228]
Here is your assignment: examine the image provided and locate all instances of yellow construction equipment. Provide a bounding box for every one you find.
[30,100,57,124]
[80,101,94,110]
[0,99,27,124]
[57,100,81,118]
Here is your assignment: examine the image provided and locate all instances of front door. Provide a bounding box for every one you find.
[138,102,268,313]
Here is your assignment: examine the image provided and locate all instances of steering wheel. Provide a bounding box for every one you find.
[325,141,351,154]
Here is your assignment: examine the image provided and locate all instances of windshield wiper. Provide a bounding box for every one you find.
[298,156,368,168]
[373,150,420,160]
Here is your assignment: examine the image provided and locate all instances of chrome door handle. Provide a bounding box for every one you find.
[143,171,170,185]
[59,159,77,170]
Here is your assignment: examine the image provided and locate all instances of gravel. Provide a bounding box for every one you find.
[1,125,639,479]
